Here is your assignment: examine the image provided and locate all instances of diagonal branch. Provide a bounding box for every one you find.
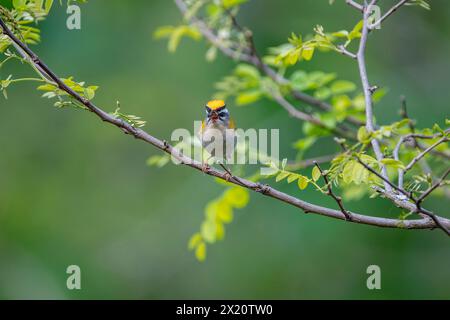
[314,162,352,221]
[416,168,450,206]
[346,0,363,11]
[404,135,449,172]
[370,0,410,29]
[1,14,449,234]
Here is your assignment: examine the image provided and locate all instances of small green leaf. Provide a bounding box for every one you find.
[45,0,54,13]
[222,0,248,9]
[301,46,315,61]
[342,160,355,184]
[195,242,206,262]
[380,158,405,169]
[312,166,322,182]
[357,126,371,143]
[276,171,290,182]
[287,174,299,183]
[330,80,356,95]
[224,188,249,209]
[216,222,225,240]
[352,162,368,184]
[235,90,262,106]
[153,25,175,39]
[433,123,444,135]
[217,204,233,223]
[188,232,202,250]
[234,64,260,79]
[201,220,217,243]
[84,88,95,100]
[298,175,309,190]
[13,0,26,9]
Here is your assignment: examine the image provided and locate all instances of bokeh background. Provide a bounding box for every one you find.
[0,0,449,299]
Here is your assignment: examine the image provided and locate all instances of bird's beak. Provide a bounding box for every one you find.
[210,112,219,121]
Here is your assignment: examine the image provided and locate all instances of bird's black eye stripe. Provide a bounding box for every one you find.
[205,106,212,113]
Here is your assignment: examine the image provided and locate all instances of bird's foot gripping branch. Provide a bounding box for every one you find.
[1,0,449,262]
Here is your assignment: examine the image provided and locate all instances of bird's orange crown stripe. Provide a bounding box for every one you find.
[206,99,226,110]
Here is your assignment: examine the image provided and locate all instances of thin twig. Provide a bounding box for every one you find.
[356,156,409,198]
[337,44,357,59]
[370,0,409,30]
[416,168,450,206]
[404,135,449,172]
[314,162,352,221]
[217,162,246,187]
[346,0,363,11]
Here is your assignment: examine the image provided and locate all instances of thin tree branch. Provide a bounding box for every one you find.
[404,135,449,172]
[1,14,449,233]
[337,44,357,59]
[416,168,450,205]
[370,0,409,30]
[356,0,390,191]
[417,142,450,160]
[314,162,352,221]
[346,0,363,11]
[356,156,410,198]
[394,130,448,189]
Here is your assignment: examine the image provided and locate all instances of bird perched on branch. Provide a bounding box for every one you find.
[198,99,236,175]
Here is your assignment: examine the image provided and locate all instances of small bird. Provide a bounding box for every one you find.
[198,99,236,173]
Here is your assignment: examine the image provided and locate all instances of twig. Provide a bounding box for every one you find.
[346,0,363,11]
[1,14,449,233]
[370,0,409,30]
[314,162,352,221]
[337,44,357,59]
[394,131,447,188]
[404,135,448,172]
[356,156,409,198]
[217,162,246,187]
[416,168,450,206]
[356,0,390,191]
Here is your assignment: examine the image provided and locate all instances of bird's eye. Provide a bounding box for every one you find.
[205,106,211,114]
[218,112,226,117]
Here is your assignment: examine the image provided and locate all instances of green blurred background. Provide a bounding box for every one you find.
[0,0,449,299]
